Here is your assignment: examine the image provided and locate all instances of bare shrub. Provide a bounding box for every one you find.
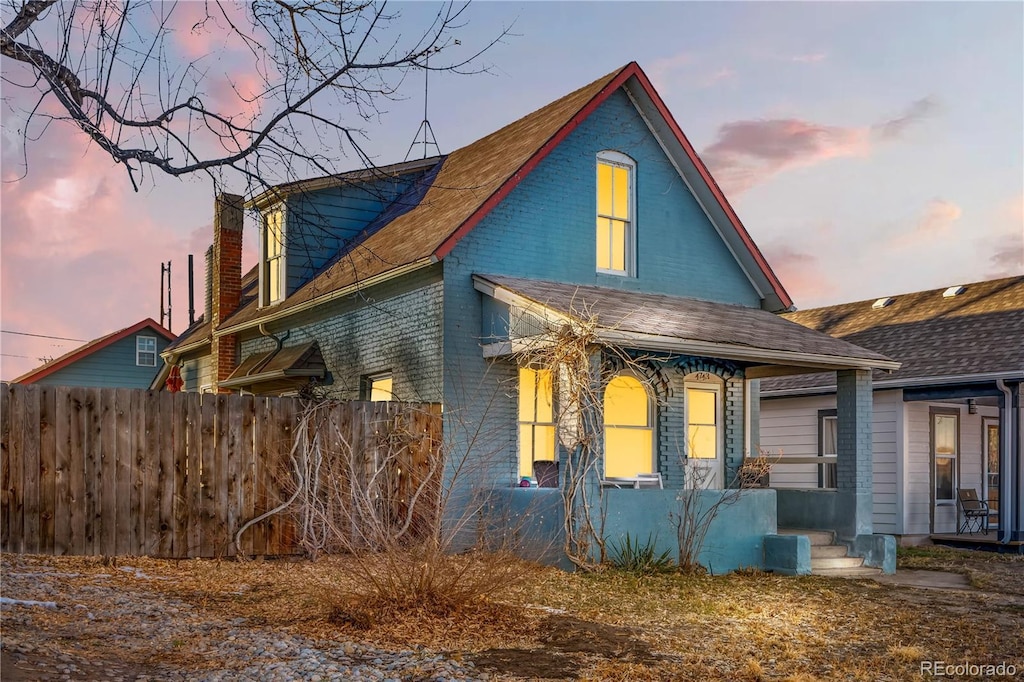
[672,451,777,573]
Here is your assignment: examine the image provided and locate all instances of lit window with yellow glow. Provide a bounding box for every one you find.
[262,208,285,305]
[596,152,634,275]
[518,367,556,479]
[686,387,719,459]
[603,375,653,478]
[369,375,394,402]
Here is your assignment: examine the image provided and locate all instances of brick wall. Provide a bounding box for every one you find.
[238,266,444,402]
[211,193,244,391]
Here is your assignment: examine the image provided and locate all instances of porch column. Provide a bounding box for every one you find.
[836,369,873,540]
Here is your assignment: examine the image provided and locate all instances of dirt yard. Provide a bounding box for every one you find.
[3,546,1022,681]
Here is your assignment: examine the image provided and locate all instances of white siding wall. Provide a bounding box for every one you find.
[758,395,829,488]
[760,390,902,534]
[872,390,901,534]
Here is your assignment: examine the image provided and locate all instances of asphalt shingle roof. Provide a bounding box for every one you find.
[761,276,1024,393]
[476,275,894,366]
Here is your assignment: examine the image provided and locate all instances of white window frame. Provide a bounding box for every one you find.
[595,150,636,277]
[136,336,157,367]
[260,206,286,307]
[818,410,838,489]
[684,380,723,461]
[602,372,655,479]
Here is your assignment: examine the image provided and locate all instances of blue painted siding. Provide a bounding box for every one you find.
[445,89,761,305]
[442,90,760,488]
[283,171,430,297]
[33,332,171,389]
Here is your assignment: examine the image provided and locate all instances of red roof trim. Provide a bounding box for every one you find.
[13,318,175,385]
[432,62,793,309]
[432,64,635,260]
[626,66,793,309]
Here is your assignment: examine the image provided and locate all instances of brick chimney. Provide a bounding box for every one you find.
[211,193,244,391]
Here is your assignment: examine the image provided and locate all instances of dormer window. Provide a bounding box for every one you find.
[596,151,635,276]
[261,207,285,306]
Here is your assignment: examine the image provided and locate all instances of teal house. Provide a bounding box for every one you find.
[164,63,899,574]
[14,319,174,389]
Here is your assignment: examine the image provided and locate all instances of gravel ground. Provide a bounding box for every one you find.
[1,557,486,681]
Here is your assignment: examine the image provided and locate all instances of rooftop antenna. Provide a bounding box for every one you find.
[160,260,172,332]
[404,53,443,161]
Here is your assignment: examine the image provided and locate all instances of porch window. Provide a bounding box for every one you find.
[518,367,556,479]
[603,375,653,478]
[596,151,635,275]
[261,207,285,305]
[818,411,838,488]
[686,387,719,459]
[932,411,958,503]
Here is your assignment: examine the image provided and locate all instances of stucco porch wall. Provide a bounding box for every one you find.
[488,488,777,574]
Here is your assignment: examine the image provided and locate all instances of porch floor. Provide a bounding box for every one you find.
[930,532,1024,554]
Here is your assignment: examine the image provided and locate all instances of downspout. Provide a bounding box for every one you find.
[995,380,1014,544]
[252,323,291,375]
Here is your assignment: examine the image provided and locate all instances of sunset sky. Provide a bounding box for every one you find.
[1,2,1021,380]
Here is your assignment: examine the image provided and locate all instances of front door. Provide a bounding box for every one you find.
[685,378,723,489]
[983,418,1000,530]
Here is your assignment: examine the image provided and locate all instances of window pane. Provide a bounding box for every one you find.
[612,166,629,218]
[370,377,393,401]
[266,212,282,258]
[934,415,957,455]
[519,425,534,478]
[688,424,717,459]
[535,369,553,422]
[610,220,626,272]
[597,163,613,216]
[604,427,653,477]
[269,258,281,302]
[596,218,611,270]
[518,367,537,419]
[822,416,838,455]
[605,375,648,426]
[935,457,954,500]
[687,389,716,425]
[534,425,556,461]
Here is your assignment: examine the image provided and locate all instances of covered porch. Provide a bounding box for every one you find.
[472,275,901,573]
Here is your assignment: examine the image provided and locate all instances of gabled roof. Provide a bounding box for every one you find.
[761,276,1024,395]
[474,275,897,372]
[12,319,175,385]
[215,61,791,336]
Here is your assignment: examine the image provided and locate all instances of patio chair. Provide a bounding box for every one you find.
[956,488,989,535]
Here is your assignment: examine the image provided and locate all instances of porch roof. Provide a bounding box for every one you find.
[473,275,899,376]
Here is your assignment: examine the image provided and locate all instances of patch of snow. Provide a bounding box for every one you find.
[1,597,58,609]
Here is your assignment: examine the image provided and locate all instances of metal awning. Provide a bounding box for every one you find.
[220,341,327,393]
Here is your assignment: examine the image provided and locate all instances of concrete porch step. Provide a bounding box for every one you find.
[778,529,835,546]
[812,565,882,577]
[811,555,865,570]
[812,544,850,559]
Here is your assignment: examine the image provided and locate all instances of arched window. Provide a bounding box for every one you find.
[603,374,653,478]
[596,151,635,276]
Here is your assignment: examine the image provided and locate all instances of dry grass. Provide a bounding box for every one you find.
[4,550,1024,680]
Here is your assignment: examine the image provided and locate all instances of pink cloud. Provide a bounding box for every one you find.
[987,235,1023,277]
[702,97,938,194]
[888,199,962,248]
[789,53,827,64]
[648,52,697,89]
[701,67,736,88]
[702,119,871,194]
[762,244,838,304]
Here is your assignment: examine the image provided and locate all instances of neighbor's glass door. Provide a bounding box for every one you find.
[984,419,1000,530]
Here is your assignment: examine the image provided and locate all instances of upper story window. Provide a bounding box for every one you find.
[136,336,157,367]
[261,208,285,306]
[596,151,635,276]
[603,374,653,478]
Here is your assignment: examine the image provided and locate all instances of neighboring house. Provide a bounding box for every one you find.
[13,319,175,389]
[161,62,900,572]
[759,277,1023,546]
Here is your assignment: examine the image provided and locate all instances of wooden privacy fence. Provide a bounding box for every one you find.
[0,383,442,559]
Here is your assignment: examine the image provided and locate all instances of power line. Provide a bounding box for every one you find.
[1,353,34,359]
[1,329,85,342]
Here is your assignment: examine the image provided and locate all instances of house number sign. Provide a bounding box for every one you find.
[692,372,713,382]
